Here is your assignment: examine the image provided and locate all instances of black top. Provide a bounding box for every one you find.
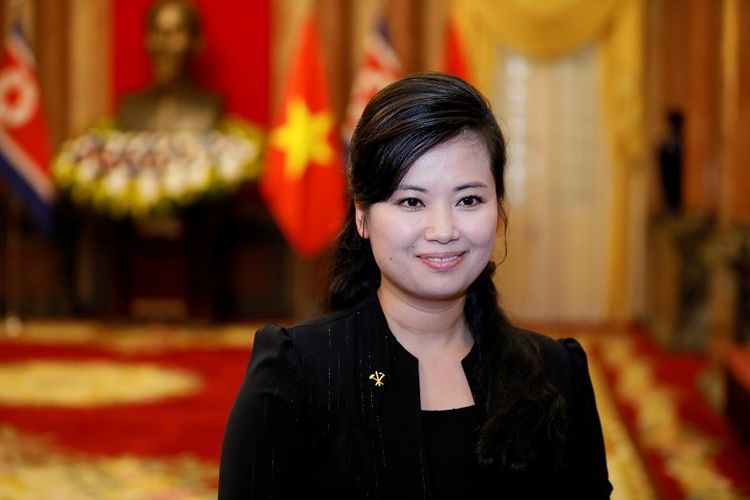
[421,405,480,499]
[219,292,612,499]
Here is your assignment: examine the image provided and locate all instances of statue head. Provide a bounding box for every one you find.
[145,0,202,87]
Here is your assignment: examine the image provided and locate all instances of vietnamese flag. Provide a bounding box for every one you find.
[260,12,346,258]
[442,5,472,82]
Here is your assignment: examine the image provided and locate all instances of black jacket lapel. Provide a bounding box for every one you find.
[356,295,431,499]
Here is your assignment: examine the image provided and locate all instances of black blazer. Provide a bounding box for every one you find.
[219,293,612,499]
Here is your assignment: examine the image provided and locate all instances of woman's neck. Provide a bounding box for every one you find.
[377,286,472,359]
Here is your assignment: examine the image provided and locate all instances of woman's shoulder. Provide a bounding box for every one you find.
[253,294,379,355]
[513,328,591,392]
[514,328,586,358]
[251,313,347,357]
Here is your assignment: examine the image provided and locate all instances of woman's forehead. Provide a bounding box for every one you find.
[398,135,492,183]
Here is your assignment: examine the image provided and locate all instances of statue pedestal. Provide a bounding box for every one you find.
[646,212,715,350]
[65,186,294,322]
[106,199,232,322]
[126,219,190,321]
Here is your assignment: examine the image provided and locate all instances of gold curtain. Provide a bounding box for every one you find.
[454,0,644,320]
[467,0,621,59]
[598,0,644,320]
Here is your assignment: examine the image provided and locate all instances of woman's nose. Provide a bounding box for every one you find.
[424,206,459,243]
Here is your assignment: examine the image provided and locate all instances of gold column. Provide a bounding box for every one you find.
[720,0,750,225]
[389,0,423,73]
[67,0,112,135]
[683,0,722,212]
[35,0,69,148]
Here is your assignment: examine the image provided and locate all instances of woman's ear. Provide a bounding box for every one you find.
[355,203,369,239]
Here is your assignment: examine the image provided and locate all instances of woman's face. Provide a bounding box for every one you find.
[356,132,499,305]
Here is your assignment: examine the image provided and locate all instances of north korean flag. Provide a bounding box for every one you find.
[0,21,54,231]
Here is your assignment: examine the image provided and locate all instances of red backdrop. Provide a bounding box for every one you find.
[112,0,270,126]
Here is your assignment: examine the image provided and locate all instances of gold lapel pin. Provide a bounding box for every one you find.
[369,371,385,387]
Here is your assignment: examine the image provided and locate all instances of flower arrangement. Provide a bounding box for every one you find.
[52,118,264,218]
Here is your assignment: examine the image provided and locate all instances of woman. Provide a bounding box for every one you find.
[219,73,611,499]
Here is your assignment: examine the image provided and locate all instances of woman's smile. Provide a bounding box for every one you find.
[417,251,467,271]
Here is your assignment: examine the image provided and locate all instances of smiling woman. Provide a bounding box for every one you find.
[356,131,499,307]
[219,72,612,499]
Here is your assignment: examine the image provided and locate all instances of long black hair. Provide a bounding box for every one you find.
[326,72,566,469]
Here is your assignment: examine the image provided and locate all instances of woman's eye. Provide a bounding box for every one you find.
[397,197,423,208]
[458,195,484,207]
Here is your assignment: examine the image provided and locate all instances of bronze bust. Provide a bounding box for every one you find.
[117,0,223,132]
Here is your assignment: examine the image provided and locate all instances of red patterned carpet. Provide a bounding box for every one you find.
[0,322,254,498]
[582,330,750,499]
[0,321,748,498]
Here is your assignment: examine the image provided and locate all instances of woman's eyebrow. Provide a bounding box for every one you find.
[394,184,427,192]
[455,182,489,191]
[395,182,490,192]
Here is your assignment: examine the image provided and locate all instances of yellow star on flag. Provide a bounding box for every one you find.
[270,97,335,180]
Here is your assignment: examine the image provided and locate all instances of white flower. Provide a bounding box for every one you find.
[71,135,99,159]
[164,162,188,197]
[186,154,211,190]
[216,150,243,181]
[104,133,128,156]
[55,124,262,217]
[77,157,100,183]
[137,173,160,203]
[104,165,129,196]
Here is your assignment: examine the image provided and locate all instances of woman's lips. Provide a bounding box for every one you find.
[417,252,466,270]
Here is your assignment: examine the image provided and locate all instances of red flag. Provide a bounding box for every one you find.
[342,19,402,144]
[0,22,54,231]
[442,8,472,82]
[260,13,346,258]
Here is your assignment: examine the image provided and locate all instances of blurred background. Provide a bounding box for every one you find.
[0,0,749,498]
